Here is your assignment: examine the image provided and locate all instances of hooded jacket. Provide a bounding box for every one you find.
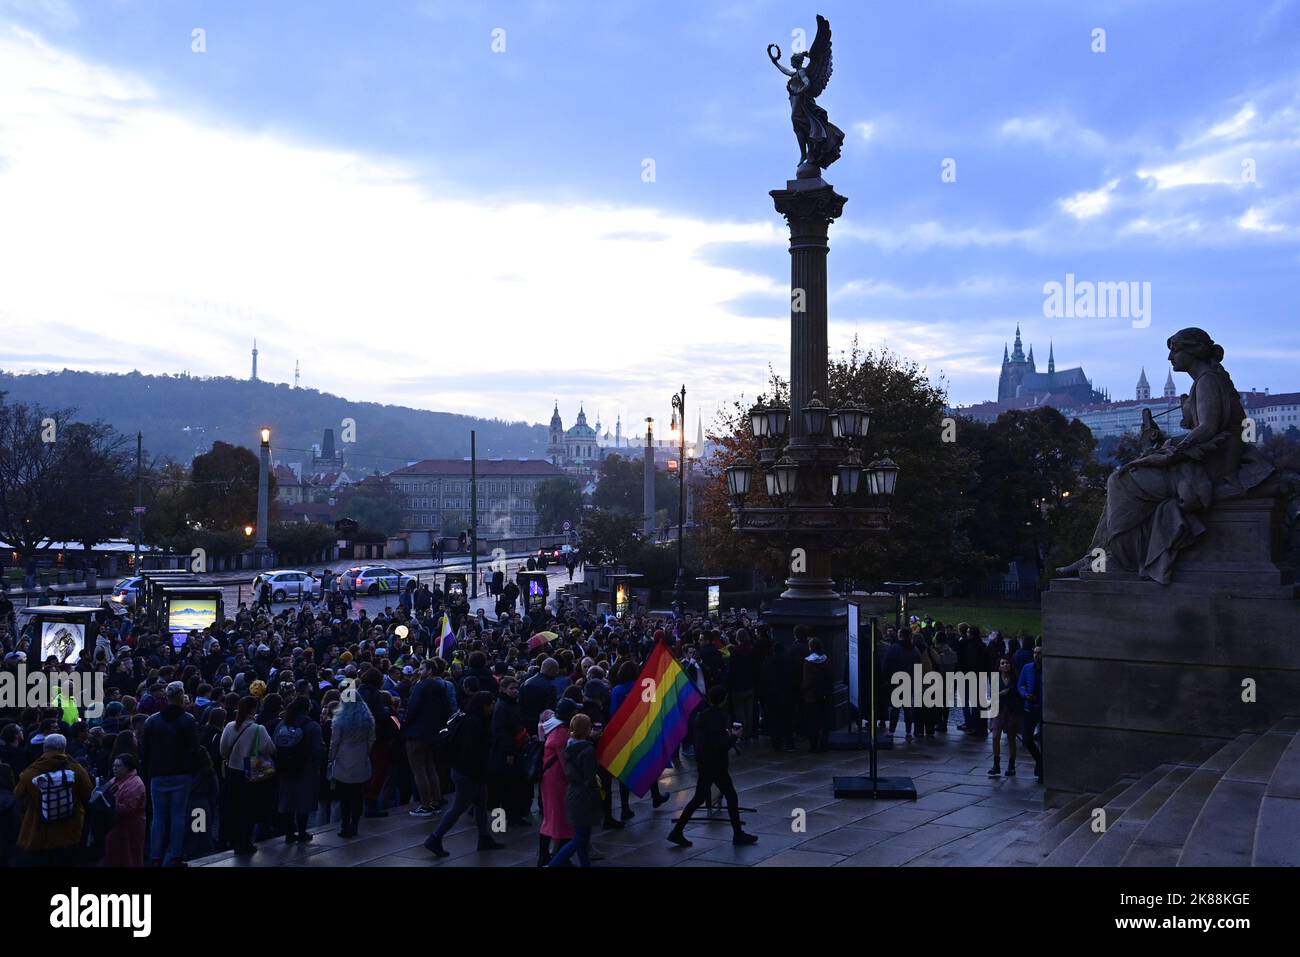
[15,750,93,852]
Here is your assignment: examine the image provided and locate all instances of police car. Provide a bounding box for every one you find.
[344,565,415,596]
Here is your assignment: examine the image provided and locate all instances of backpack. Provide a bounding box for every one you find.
[272,720,307,770]
[436,711,468,757]
[33,768,77,823]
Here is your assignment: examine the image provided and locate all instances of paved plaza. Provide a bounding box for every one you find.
[194,726,1044,868]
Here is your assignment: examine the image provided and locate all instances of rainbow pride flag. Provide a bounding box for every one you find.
[597,642,702,796]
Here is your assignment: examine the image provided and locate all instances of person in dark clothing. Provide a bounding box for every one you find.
[758,643,796,751]
[726,630,759,740]
[883,632,921,738]
[488,677,529,826]
[424,691,504,857]
[957,625,990,734]
[801,638,833,752]
[404,661,452,816]
[274,695,325,842]
[519,660,560,731]
[1017,645,1044,782]
[667,686,757,847]
[256,582,273,613]
[358,670,396,817]
[139,681,200,865]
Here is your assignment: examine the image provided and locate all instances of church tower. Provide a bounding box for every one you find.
[998,324,1030,401]
[547,402,565,466]
[1136,368,1151,401]
[1163,369,1176,399]
[615,414,623,448]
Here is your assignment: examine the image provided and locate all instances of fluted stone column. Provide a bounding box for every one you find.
[762,177,851,722]
[771,178,846,602]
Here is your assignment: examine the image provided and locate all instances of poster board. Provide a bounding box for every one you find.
[707,584,720,615]
[41,619,85,664]
[847,601,860,711]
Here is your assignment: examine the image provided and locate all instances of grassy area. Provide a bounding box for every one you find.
[904,602,1042,638]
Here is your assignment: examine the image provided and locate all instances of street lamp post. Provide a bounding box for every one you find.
[255,426,271,566]
[670,385,687,617]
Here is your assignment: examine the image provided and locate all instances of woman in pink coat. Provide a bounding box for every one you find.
[103,753,147,866]
[537,700,576,866]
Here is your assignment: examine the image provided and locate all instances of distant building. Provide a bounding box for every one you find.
[389,458,566,538]
[312,428,345,471]
[997,325,1106,406]
[1245,391,1300,435]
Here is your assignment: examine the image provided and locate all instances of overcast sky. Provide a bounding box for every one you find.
[1,0,1297,436]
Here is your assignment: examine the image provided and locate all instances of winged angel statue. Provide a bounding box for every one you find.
[768,15,845,178]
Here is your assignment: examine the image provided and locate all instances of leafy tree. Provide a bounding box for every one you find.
[592,453,679,523]
[337,478,403,539]
[48,421,135,562]
[578,508,643,567]
[187,441,276,532]
[533,476,584,534]
[0,397,70,558]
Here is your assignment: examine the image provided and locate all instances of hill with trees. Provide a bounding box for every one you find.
[0,369,548,469]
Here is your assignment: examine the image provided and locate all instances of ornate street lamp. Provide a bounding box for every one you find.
[748,402,770,440]
[866,456,900,499]
[835,450,865,499]
[726,461,754,505]
[670,385,688,616]
[802,393,830,437]
[764,403,791,442]
[772,455,800,505]
[835,398,871,442]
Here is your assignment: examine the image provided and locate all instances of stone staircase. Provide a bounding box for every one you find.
[944,715,1300,866]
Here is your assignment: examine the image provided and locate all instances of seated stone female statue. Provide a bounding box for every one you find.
[1059,328,1274,584]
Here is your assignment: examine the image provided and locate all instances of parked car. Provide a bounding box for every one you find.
[344,565,415,596]
[253,570,322,603]
[537,545,567,561]
[109,577,143,607]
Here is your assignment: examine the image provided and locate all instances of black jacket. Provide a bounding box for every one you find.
[404,678,452,742]
[690,704,733,769]
[489,693,524,771]
[518,673,557,731]
[140,704,200,779]
[450,710,492,780]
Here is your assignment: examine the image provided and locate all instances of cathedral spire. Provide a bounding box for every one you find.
[1136,367,1151,401]
[1003,342,1009,363]
[1011,324,1025,362]
[1163,368,1176,398]
[695,410,704,449]
[1048,340,1055,375]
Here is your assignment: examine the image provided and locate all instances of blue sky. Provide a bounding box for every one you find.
[0,0,1297,434]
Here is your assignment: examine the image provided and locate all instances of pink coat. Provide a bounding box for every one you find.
[103,772,147,867]
[540,726,573,840]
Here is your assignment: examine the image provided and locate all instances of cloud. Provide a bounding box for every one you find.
[998,113,1107,152]
[1058,178,1120,220]
[0,27,781,425]
[1237,206,1286,233]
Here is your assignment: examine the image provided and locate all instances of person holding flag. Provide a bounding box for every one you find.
[666,685,758,848]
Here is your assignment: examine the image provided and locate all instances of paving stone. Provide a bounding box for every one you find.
[794,825,897,855]
[754,849,848,867]
[930,804,1028,829]
[1253,795,1300,866]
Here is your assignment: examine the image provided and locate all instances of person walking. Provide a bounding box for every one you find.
[424,691,504,857]
[546,712,602,867]
[666,687,758,848]
[488,677,529,826]
[101,753,147,866]
[274,696,325,843]
[139,680,199,865]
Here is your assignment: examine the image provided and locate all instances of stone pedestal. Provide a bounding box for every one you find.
[761,596,850,725]
[1044,494,1299,794]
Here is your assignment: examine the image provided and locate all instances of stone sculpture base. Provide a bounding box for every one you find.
[1044,496,1299,794]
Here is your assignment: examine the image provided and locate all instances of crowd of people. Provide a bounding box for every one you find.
[875,620,1044,781]
[0,577,1041,867]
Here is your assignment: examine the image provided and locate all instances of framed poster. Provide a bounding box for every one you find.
[707,584,720,615]
[41,620,85,664]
